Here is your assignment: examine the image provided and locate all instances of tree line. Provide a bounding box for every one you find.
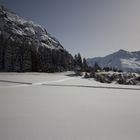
[0,33,123,73]
[0,34,73,72]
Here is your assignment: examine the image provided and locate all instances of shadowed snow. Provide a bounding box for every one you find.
[0,72,140,140]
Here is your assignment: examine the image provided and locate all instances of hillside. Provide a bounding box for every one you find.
[0,5,73,72]
[87,49,140,72]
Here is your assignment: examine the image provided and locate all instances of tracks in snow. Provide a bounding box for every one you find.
[43,84,140,91]
[0,78,140,90]
[0,77,75,89]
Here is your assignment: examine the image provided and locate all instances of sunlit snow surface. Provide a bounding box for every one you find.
[0,72,140,140]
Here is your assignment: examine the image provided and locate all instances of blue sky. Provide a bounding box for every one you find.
[1,0,140,58]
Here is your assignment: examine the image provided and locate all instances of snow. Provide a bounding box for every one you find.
[25,27,35,35]
[87,50,140,72]
[48,36,59,44]
[12,28,25,36]
[0,5,64,51]
[10,36,15,41]
[40,34,49,41]
[121,58,140,69]
[0,72,140,140]
[28,21,44,31]
[41,42,52,49]
[6,11,26,24]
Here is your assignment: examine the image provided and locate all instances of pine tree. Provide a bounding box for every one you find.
[94,62,101,72]
[77,53,82,69]
[83,58,88,71]
[0,34,5,70]
[74,53,82,70]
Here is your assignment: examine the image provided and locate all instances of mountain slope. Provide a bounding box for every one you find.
[87,49,140,72]
[0,5,73,72]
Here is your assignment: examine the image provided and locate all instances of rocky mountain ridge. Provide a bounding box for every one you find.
[0,5,73,72]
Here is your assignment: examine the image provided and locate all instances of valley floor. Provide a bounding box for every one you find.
[0,72,140,140]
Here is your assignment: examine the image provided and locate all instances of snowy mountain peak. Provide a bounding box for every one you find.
[117,49,128,54]
[87,50,140,72]
[118,49,126,52]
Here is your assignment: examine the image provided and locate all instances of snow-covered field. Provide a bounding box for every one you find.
[0,72,140,140]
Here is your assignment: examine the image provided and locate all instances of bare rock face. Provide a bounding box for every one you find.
[0,5,73,72]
